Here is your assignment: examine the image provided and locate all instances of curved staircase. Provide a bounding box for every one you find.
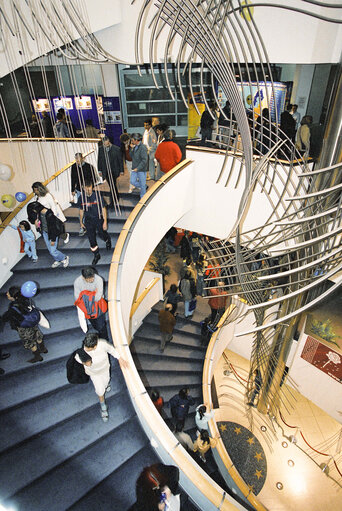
[0,195,161,511]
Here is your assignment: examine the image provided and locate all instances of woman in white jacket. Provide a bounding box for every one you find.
[76,332,128,422]
[32,181,69,243]
[195,404,215,433]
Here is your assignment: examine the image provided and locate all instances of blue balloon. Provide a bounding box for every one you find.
[21,280,37,298]
[15,192,27,202]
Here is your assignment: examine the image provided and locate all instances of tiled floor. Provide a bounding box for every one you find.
[214,350,342,510]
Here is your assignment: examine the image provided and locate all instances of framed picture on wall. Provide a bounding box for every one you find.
[32,99,50,112]
[75,96,92,109]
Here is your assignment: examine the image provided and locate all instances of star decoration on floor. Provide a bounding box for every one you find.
[254,452,263,462]
[247,436,255,445]
[234,427,241,435]
[254,469,263,480]
[248,484,255,493]
[219,424,227,432]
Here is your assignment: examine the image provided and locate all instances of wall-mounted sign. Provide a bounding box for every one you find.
[104,111,121,124]
[301,335,342,384]
[32,99,50,112]
[53,97,73,113]
[75,96,92,110]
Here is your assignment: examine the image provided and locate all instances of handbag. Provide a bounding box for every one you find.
[39,310,50,329]
[189,298,197,312]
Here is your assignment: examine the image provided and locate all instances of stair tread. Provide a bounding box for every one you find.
[131,338,205,359]
[0,365,126,453]
[67,444,159,511]
[0,391,136,499]
[4,417,149,511]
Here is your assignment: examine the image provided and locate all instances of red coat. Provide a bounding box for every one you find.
[155,141,182,173]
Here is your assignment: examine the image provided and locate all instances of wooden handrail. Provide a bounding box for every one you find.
[129,277,160,318]
[202,303,267,511]
[108,156,251,510]
[0,148,95,233]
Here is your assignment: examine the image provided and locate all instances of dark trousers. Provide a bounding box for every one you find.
[201,128,212,146]
[106,174,119,205]
[210,307,225,324]
[89,314,108,340]
[84,216,110,250]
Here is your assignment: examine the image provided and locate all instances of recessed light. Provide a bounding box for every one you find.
[282,441,288,448]
[260,425,267,432]
[276,482,283,490]
[288,460,295,467]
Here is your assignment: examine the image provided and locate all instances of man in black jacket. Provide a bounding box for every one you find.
[71,153,97,235]
[97,136,123,208]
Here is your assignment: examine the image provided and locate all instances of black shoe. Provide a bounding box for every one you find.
[37,342,48,354]
[92,253,101,265]
[0,352,10,360]
[0,367,5,375]
[106,239,112,251]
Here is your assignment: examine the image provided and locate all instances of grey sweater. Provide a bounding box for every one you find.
[74,274,104,302]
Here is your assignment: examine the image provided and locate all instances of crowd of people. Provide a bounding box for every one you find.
[199,100,316,159]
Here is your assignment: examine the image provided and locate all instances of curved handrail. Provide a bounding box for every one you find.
[0,148,94,233]
[202,304,267,511]
[129,277,160,319]
[108,158,245,510]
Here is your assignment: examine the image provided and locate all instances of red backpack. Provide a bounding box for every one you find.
[74,290,107,319]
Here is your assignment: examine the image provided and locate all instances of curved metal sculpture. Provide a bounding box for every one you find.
[133,0,342,415]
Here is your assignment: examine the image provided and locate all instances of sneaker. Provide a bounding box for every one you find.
[62,256,69,268]
[32,258,38,263]
[106,239,112,251]
[51,260,62,268]
[79,227,86,237]
[101,409,109,422]
[63,233,70,244]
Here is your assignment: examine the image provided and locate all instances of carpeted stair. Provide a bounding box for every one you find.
[0,194,162,511]
[130,304,206,437]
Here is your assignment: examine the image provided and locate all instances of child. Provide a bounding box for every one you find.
[11,220,38,263]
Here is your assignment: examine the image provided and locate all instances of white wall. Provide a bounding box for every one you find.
[131,270,164,337]
[95,1,342,65]
[0,140,99,212]
[288,331,342,424]
[180,149,301,247]
[1,0,341,79]
[0,166,72,287]
[0,0,122,77]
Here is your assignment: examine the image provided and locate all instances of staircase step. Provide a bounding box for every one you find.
[0,390,136,500]
[146,385,203,405]
[138,369,202,389]
[0,326,86,374]
[67,444,158,511]
[131,337,204,359]
[0,363,126,454]
[132,352,203,372]
[4,417,149,511]
[145,311,202,336]
[136,324,203,349]
[2,264,111,293]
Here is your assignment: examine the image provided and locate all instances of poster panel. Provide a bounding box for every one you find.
[301,335,342,384]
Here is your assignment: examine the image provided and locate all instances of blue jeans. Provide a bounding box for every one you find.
[42,231,66,262]
[130,171,147,198]
[25,240,37,260]
[184,301,193,317]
